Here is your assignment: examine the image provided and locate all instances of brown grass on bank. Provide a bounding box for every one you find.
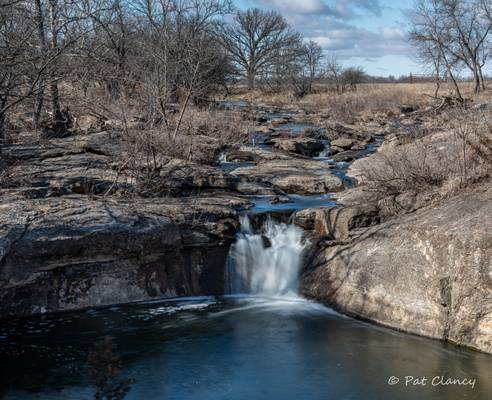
[124,108,252,165]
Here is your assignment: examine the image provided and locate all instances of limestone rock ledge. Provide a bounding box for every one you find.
[0,195,243,317]
[300,187,492,353]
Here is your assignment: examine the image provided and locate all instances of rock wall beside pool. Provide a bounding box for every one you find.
[300,187,492,354]
[0,196,241,317]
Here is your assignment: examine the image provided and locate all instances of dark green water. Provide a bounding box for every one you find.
[1,296,491,400]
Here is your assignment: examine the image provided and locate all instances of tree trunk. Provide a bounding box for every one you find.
[448,69,463,101]
[49,0,62,123]
[472,64,480,94]
[0,113,5,158]
[478,65,486,91]
[247,68,255,90]
[33,0,47,131]
[434,75,441,97]
[434,63,440,96]
[172,62,199,140]
[443,55,462,101]
[0,94,7,157]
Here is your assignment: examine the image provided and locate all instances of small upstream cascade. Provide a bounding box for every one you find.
[225,216,307,297]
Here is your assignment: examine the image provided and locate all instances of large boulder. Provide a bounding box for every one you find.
[325,123,373,142]
[293,202,380,239]
[300,187,492,353]
[329,137,368,155]
[269,136,325,157]
[330,137,355,150]
[0,195,245,317]
[8,150,120,197]
[231,158,344,194]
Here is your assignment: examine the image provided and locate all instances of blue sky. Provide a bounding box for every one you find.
[234,0,420,77]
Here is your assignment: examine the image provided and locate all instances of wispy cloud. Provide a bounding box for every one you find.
[258,0,383,19]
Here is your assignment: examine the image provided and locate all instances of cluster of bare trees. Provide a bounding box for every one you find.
[1,1,370,155]
[0,0,235,148]
[410,0,492,98]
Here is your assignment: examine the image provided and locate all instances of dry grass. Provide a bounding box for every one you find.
[115,107,253,197]
[229,82,492,123]
[133,108,253,165]
[358,107,492,212]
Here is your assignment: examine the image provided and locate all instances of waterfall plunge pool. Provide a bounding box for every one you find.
[1,295,491,400]
[2,217,492,400]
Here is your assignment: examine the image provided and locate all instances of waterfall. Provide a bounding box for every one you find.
[218,152,227,163]
[315,140,330,159]
[225,216,307,297]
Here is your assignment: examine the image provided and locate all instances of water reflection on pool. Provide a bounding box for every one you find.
[1,296,491,400]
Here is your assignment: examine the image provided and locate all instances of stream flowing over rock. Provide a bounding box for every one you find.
[225,216,307,296]
[300,187,492,354]
[2,99,491,359]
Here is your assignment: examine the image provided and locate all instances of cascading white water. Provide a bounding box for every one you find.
[218,152,228,163]
[315,140,331,159]
[225,216,307,297]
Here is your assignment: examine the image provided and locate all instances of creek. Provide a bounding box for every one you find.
[1,102,490,400]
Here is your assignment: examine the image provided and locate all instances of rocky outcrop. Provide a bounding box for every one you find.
[0,195,247,317]
[231,158,344,194]
[300,187,492,353]
[293,202,380,240]
[148,158,239,196]
[4,136,241,198]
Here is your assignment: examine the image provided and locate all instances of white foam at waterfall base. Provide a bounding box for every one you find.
[225,216,307,297]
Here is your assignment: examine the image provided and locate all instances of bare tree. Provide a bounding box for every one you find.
[33,0,48,131]
[442,0,491,93]
[410,0,491,95]
[129,0,231,130]
[410,0,464,99]
[302,40,323,93]
[412,36,445,96]
[326,55,343,94]
[0,1,39,155]
[342,66,366,91]
[80,0,133,101]
[218,7,300,90]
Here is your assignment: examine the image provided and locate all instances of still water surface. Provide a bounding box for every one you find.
[1,296,491,400]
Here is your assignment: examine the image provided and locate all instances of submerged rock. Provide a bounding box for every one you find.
[330,151,360,163]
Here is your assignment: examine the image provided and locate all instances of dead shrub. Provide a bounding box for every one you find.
[448,107,492,184]
[114,107,251,197]
[361,139,448,198]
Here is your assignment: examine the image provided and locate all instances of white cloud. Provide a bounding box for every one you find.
[305,23,410,59]
[266,0,329,14]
